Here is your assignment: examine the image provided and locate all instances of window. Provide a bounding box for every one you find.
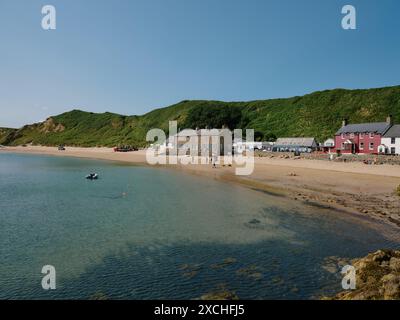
[350,133,354,138]
[341,133,345,139]
[391,147,396,154]
[341,143,345,149]
[360,133,364,139]
[369,142,374,150]
[391,137,396,144]
[360,142,364,150]
[369,132,374,138]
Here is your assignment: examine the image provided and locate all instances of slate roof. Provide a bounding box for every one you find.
[275,138,317,147]
[336,122,392,135]
[171,129,224,138]
[384,125,400,138]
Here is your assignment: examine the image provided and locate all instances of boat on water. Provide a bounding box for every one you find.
[85,173,99,180]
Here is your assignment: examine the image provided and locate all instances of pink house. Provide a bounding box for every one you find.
[333,116,393,155]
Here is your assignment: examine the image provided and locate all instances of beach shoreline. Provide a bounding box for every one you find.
[2,145,400,235]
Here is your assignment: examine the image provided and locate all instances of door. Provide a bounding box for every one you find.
[391,147,396,155]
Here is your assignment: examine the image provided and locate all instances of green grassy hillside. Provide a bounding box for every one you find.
[3,86,400,147]
[0,128,17,145]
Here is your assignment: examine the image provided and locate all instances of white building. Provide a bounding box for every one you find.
[381,125,400,155]
[323,138,335,153]
[233,141,262,153]
[167,128,231,157]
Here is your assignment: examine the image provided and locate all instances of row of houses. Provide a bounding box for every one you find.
[260,115,400,155]
[157,115,400,156]
[158,129,320,156]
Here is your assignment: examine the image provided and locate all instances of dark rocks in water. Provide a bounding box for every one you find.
[244,218,268,230]
[200,285,239,300]
[210,258,237,270]
[236,265,264,280]
[182,270,199,279]
[326,250,400,300]
[248,219,261,225]
[180,263,202,279]
[89,291,108,300]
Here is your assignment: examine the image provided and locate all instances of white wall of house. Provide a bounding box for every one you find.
[233,141,262,153]
[381,137,400,155]
[323,138,335,147]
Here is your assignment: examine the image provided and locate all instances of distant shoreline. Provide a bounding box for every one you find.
[2,145,400,238]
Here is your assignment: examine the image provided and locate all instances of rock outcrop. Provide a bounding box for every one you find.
[40,117,65,133]
[332,250,400,300]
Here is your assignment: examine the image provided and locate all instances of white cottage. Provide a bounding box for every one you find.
[381,125,400,155]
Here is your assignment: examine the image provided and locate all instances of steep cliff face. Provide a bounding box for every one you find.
[331,250,400,300]
[39,118,65,133]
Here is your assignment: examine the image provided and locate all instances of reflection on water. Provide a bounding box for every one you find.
[0,153,398,299]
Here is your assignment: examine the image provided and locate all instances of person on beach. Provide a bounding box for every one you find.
[212,155,217,168]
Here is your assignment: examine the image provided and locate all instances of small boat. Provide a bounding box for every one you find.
[85,173,99,180]
[113,145,138,152]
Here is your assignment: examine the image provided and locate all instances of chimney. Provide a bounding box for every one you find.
[386,115,393,125]
[342,119,348,127]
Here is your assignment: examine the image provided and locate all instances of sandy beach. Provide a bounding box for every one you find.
[2,145,400,231]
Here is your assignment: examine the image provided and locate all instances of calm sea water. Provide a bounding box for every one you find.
[0,153,398,300]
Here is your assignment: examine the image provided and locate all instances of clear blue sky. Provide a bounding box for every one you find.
[1,0,400,128]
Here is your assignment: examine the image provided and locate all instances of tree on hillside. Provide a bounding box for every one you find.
[184,105,242,130]
[264,132,277,142]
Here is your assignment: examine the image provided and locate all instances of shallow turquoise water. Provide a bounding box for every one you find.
[0,153,398,299]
